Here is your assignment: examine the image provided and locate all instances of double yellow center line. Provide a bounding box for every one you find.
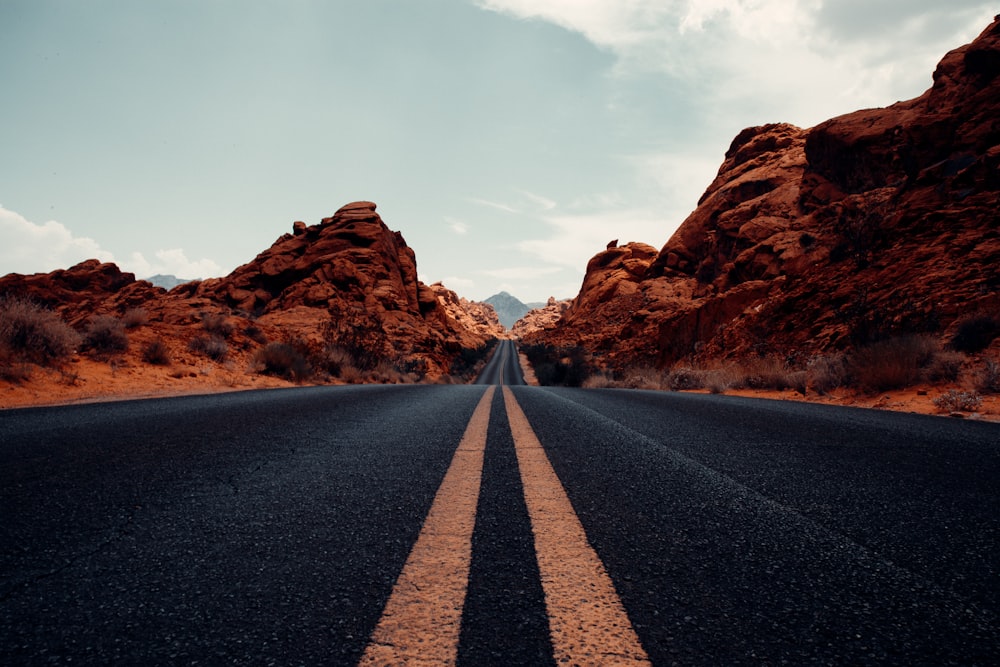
[359,386,650,666]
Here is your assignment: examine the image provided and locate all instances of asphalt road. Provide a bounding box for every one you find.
[474,339,525,386]
[2,346,999,665]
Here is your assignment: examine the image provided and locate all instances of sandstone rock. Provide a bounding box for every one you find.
[511,297,572,339]
[0,202,493,380]
[529,18,1000,370]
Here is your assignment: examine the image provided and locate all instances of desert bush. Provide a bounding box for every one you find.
[617,367,665,390]
[582,371,617,389]
[189,335,228,361]
[950,314,1000,353]
[923,350,964,383]
[0,347,32,383]
[339,364,363,384]
[975,360,1000,394]
[735,357,792,390]
[254,342,312,382]
[933,389,983,413]
[142,337,172,365]
[321,310,390,372]
[244,325,267,344]
[665,366,706,391]
[0,296,80,365]
[201,312,234,339]
[807,354,849,394]
[121,308,149,329]
[82,315,129,355]
[849,335,937,393]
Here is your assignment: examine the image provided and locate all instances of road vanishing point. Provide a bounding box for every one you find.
[2,339,999,665]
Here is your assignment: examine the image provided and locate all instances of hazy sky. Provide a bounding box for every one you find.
[1,1,995,302]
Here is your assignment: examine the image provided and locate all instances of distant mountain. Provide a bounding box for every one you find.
[484,291,531,329]
[146,274,192,290]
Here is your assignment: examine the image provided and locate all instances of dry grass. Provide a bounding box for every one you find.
[83,315,129,356]
[142,338,172,366]
[0,296,80,366]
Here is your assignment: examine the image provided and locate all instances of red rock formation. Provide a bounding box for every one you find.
[0,260,164,327]
[511,296,572,338]
[428,283,506,340]
[1,202,491,379]
[529,18,1000,370]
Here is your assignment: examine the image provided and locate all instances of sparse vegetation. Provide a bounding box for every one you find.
[848,335,937,393]
[142,337,172,365]
[933,389,982,413]
[975,360,1000,394]
[189,334,228,362]
[0,296,80,367]
[254,342,312,383]
[244,325,267,344]
[82,315,129,356]
[201,312,234,339]
[122,308,149,329]
[950,314,1000,353]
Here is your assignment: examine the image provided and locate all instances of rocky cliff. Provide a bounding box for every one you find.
[527,18,1000,370]
[1,202,492,381]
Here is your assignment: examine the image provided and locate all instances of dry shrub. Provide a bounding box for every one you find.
[923,350,964,383]
[975,360,1000,394]
[950,314,1000,353]
[0,347,32,383]
[933,389,983,413]
[201,312,234,339]
[339,364,363,384]
[142,338,172,365]
[620,367,666,390]
[849,335,937,393]
[244,325,267,344]
[735,357,792,390]
[0,296,80,365]
[83,315,129,356]
[189,335,228,362]
[582,371,617,389]
[808,354,849,394]
[785,370,809,395]
[254,342,311,383]
[122,308,149,329]
[368,360,409,384]
[665,366,705,391]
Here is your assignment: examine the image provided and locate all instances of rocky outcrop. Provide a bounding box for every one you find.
[528,18,1000,369]
[511,297,572,338]
[0,260,164,326]
[429,283,506,340]
[1,202,493,378]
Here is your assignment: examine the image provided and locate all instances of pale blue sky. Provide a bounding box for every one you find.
[1,1,995,302]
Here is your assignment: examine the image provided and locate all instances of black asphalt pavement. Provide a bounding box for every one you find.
[2,350,999,665]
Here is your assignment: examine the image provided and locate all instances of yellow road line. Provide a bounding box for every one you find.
[503,386,651,666]
[359,386,495,666]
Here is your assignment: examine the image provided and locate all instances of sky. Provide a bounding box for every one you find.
[1,1,995,303]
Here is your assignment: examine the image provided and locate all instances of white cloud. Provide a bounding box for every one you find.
[478,0,996,127]
[0,205,114,274]
[121,249,222,280]
[439,275,476,292]
[469,197,520,214]
[480,265,564,280]
[445,217,469,235]
[0,205,222,280]
[518,207,668,271]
